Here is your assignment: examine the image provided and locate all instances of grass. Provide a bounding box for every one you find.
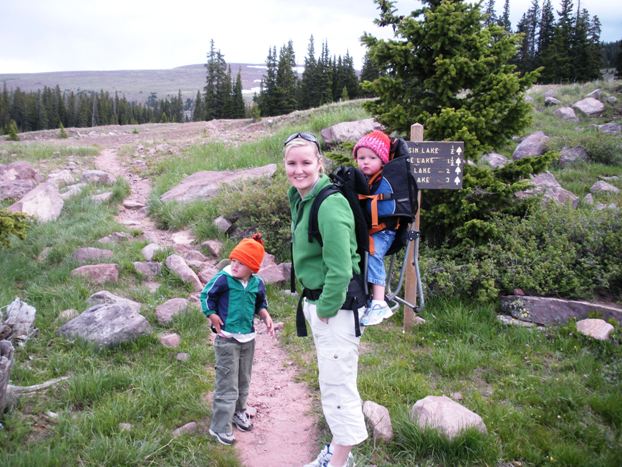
[280,297,622,466]
[0,143,98,170]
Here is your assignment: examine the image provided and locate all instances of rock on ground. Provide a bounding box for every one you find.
[410,395,487,439]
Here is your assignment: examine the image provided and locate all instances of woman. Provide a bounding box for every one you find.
[284,132,367,467]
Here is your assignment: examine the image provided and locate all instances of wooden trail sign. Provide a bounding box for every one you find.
[403,126,464,331]
[406,141,465,190]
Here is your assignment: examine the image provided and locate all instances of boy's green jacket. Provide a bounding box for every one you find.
[288,174,360,318]
[200,268,268,334]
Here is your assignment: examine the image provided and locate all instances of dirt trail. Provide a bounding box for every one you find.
[93,127,319,466]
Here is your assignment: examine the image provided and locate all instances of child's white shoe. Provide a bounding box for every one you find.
[360,302,392,326]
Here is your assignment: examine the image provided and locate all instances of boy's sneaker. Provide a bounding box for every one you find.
[208,428,235,445]
[304,444,355,467]
[232,410,253,431]
[360,302,393,326]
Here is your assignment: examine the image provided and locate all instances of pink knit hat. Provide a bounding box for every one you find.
[353,130,391,165]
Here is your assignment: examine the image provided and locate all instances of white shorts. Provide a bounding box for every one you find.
[303,299,368,446]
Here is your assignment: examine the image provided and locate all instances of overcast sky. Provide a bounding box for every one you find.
[1,0,620,74]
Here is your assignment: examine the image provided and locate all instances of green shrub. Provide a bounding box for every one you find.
[6,120,19,141]
[58,123,68,139]
[0,209,30,247]
[210,171,292,260]
[421,204,622,302]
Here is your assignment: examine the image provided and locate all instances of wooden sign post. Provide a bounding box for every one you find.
[403,123,423,330]
[403,124,465,331]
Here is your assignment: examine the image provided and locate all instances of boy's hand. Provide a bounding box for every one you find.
[263,314,275,337]
[259,309,275,337]
[208,314,223,333]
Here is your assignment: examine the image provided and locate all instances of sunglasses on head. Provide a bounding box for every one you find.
[283,132,321,152]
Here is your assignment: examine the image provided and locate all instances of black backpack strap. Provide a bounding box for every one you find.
[309,185,339,246]
[296,288,323,337]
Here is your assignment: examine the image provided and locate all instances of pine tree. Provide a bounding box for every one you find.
[258,46,278,116]
[341,52,359,100]
[192,90,205,120]
[232,69,246,118]
[360,50,381,97]
[317,41,333,105]
[616,40,622,79]
[483,0,497,26]
[500,0,512,31]
[0,83,9,132]
[516,0,540,73]
[274,41,298,114]
[549,0,575,82]
[361,0,541,247]
[204,40,229,120]
[536,0,558,83]
[299,36,318,109]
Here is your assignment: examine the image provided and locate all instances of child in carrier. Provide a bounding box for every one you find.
[353,130,397,326]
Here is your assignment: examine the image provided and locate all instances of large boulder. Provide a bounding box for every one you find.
[165,255,203,291]
[155,298,191,325]
[81,170,116,185]
[500,295,622,326]
[480,153,508,169]
[572,97,604,116]
[515,172,579,207]
[160,164,277,203]
[87,290,141,314]
[554,107,578,122]
[597,122,622,135]
[363,400,393,442]
[590,181,620,195]
[320,118,383,145]
[512,131,549,160]
[559,146,588,167]
[576,319,615,341]
[410,395,487,439]
[72,247,114,263]
[71,264,119,284]
[58,295,151,347]
[8,182,64,222]
[3,298,37,343]
[0,161,43,201]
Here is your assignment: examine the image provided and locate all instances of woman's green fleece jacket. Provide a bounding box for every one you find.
[288,174,360,318]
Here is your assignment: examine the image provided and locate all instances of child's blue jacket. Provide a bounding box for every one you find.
[200,268,268,334]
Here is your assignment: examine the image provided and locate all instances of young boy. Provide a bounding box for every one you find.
[353,130,396,326]
[200,232,275,445]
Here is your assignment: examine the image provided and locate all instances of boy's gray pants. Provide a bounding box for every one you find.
[211,335,256,433]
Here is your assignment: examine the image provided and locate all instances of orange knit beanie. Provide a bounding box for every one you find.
[229,232,265,273]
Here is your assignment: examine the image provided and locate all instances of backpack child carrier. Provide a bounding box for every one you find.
[304,137,421,315]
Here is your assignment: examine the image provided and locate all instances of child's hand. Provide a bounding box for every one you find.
[208,314,223,333]
[259,309,275,337]
[263,315,275,337]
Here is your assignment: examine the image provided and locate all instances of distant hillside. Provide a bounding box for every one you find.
[0,64,270,103]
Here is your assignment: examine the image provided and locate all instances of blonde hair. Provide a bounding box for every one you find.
[283,138,325,173]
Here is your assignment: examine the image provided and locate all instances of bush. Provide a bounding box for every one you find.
[0,209,30,247]
[421,204,622,302]
[6,120,19,141]
[58,122,68,139]
[207,171,292,261]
